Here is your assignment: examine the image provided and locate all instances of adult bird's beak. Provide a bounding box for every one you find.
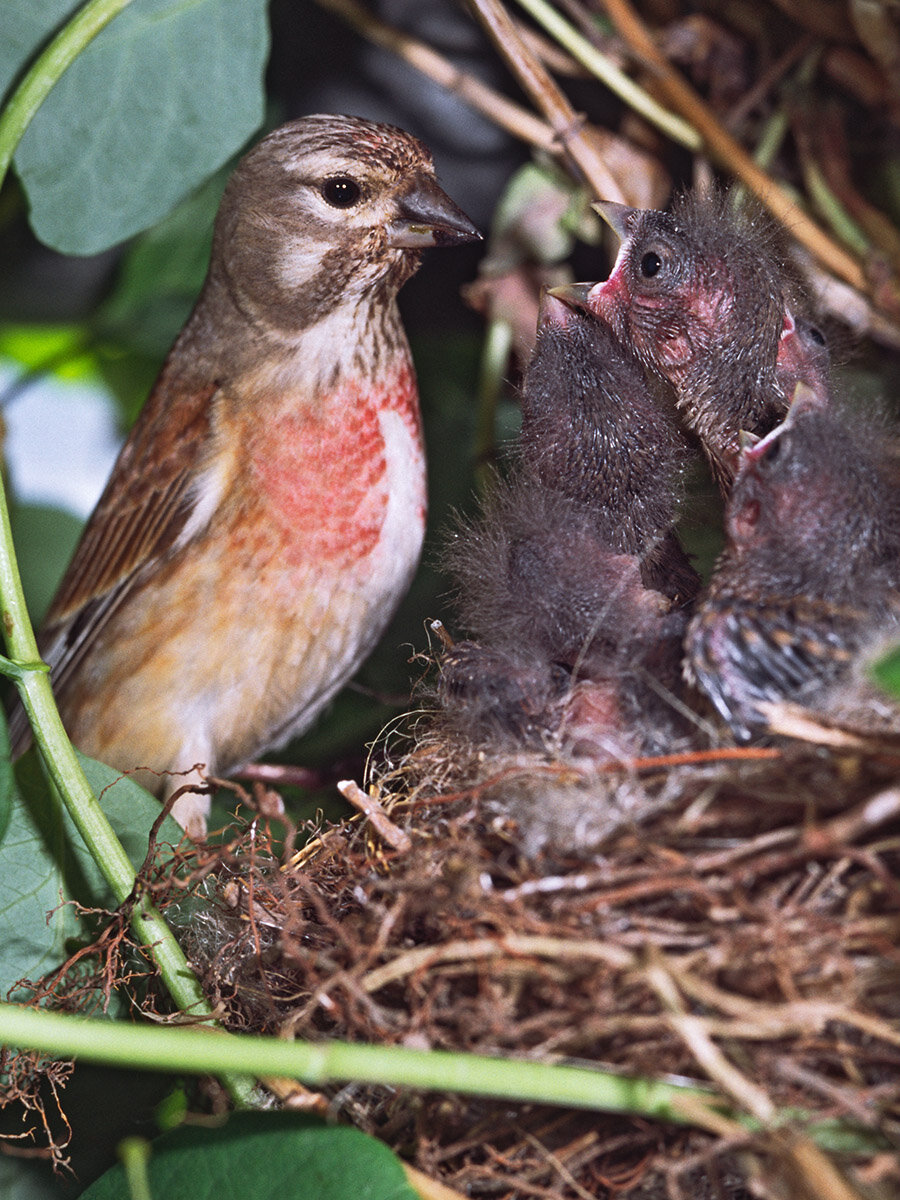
[592,200,640,241]
[388,175,482,248]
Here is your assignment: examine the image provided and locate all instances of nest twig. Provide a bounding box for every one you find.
[122,709,900,1199]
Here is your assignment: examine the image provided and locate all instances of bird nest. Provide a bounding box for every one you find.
[151,705,900,1200]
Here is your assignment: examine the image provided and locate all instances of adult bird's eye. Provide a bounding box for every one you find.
[639,251,663,278]
[322,176,362,208]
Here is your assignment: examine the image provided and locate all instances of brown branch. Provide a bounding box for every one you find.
[621,746,783,771]
[598,0,868,292]
[337,778,413,853]
[317,0,668,209]
[362,934,635,993]
[403,1163,471,1200]
[724,35,813,131]
[315,0,556,152]
[467,0,628,200]
[515,18,588,78]
[819,785,900,846]
[645,954,778,1124]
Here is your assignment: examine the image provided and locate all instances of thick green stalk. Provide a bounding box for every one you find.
[0,1002,717,1125]
[473,316,513,495]
[0,484,257,1101]
[0,1004,885,1153]
[118,1138,154,1200]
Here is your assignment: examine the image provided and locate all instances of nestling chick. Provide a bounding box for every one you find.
[447,475,675,673]
[437,636,567,743]
[685,385,900,741]
[440,294,694,750]
[581,191,829,487]
[777,311,832,413]
[516,291,699,603]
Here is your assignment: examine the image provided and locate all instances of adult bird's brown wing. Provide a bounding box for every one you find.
[8,377,217,756]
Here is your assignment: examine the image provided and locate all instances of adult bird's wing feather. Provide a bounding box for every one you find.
[9,378,217,755]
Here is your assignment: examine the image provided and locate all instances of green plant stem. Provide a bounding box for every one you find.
[118,1138,153,1200]
[473,317,513,494]
[0,482,255,1105]
[3,1003,884,1155]
[0,0,136,184]
[0,0,256,1109]
[0,1001,718,1125]
[512,0,700,151]
[800,157,870,257]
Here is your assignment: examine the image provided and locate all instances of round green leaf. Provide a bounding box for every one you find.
[77,1112,419,1200]
[14,0,269,255]
[0,749,182,1000]
[0,3,76,105]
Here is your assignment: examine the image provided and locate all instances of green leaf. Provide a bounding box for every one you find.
[12,0,269,255]
[0,749,182,1001]
[9,502,84,626]
[97,167,227,360]
[871,642,900,697]
[0,710,17,850]
[77,1112,419,1200]
[0,3,74,104]
[484,161,601,272]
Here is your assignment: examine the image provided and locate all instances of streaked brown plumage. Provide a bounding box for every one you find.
[11,114,480,835]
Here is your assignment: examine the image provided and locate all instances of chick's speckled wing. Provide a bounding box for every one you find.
[687,587,866,741]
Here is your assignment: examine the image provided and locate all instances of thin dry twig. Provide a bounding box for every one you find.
[316,0,556,151]
[467,0,629,201]
[645,956,778,1125]
[362,933,635,993]
[767,1132,868,1200]
[403,1164,471,1200]
[822,785,900,844]
[337,779,413,853]
[60,734,899,1200]
[597,0,867,291]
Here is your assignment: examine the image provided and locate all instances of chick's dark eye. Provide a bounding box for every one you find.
[639,250,663,278]
[322,176,362,208]
[807,324,826,346]
[761,435,784,466]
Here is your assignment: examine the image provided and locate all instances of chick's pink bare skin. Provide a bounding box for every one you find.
[777,311,831,403]
[586,192,829,488]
